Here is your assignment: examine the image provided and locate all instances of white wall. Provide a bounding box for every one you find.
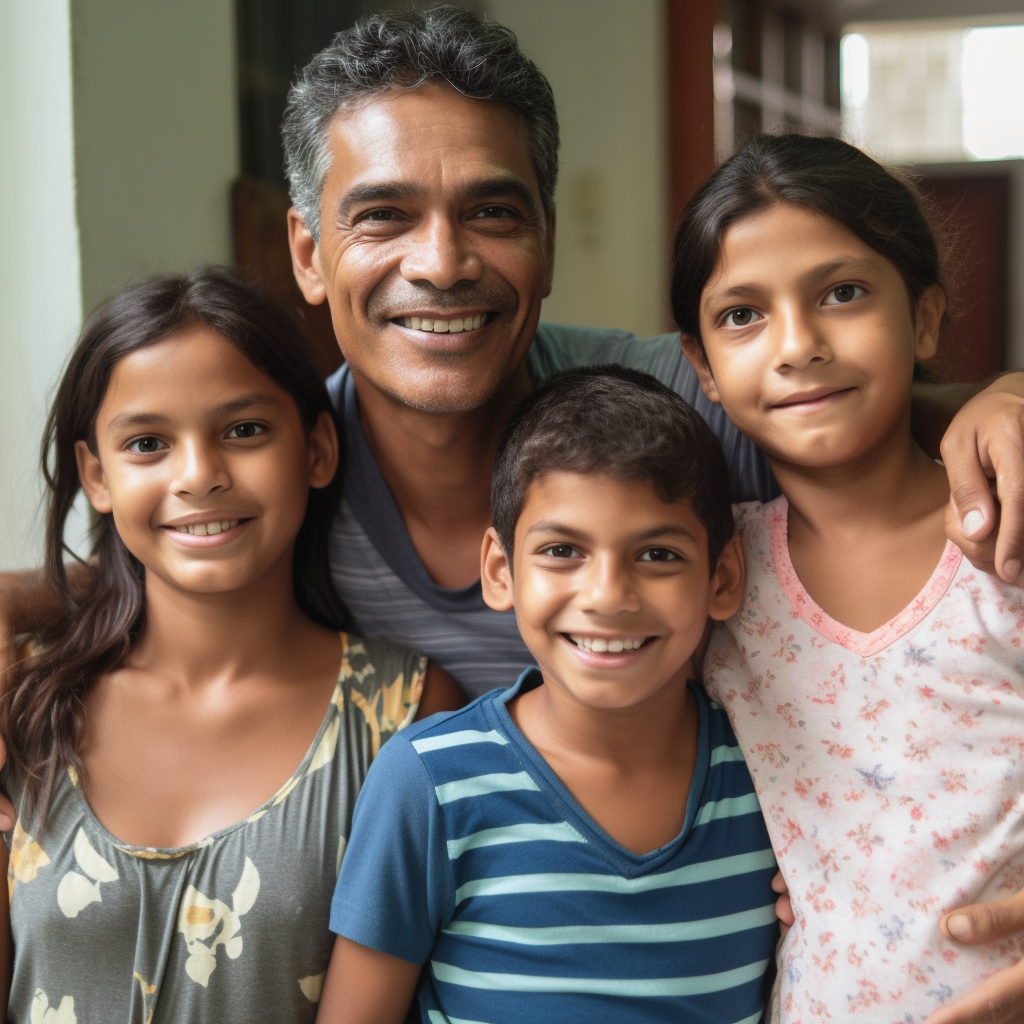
[0,0,239,571]
[72,0,239,312]
[485,0,670,338]
[0,0,83,570]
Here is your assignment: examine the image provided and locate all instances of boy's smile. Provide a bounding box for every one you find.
[482,471,743,713]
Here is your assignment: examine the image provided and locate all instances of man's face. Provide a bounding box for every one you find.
[291,82,555,414]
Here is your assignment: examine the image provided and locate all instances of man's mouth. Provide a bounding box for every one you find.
[393,313,495,333]
[565,634,653,653]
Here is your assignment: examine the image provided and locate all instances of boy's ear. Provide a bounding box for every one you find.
[708,531,745,621]
[308,410,340,489]
[75,440,113,514]
[679,335,721,404]
[480,527,515,612]
[914,283,946,362]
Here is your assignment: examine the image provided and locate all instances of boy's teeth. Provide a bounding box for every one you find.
[174,519,239,536]
[569,635,646,652]
[399,314,486,333]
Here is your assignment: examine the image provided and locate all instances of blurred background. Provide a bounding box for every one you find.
[2,0,1022,568]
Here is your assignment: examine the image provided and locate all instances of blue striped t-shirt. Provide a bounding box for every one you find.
[330,669,779,1023]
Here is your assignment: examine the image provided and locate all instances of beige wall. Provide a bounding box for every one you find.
[72,0,239,312]
[485,0,670,338]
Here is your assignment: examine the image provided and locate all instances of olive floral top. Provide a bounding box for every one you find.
[3,633,426,1024]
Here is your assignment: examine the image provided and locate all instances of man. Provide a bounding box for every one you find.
[1,8,1023,1020]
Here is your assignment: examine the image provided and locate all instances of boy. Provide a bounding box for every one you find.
[318,367,779,1023]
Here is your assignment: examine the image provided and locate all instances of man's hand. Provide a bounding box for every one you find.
[941,373,1024,586]
[922,890,1024,1024]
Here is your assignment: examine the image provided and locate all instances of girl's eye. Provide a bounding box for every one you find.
[126,436,166,454]
[824,284,864,305]
[639,547,680,563]
[724,307,760,328]
[226,422,265,439]
[541,544,580,559]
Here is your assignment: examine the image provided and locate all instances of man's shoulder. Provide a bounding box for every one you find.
[530,322,695,393]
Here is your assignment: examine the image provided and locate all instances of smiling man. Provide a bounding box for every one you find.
[281,6,1024,705]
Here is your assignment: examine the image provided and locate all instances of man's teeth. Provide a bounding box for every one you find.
[173,520,239,537]
[398,314,486,333]
[570,636,647,653]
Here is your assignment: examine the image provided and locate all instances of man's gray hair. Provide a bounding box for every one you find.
[282,5,559,243]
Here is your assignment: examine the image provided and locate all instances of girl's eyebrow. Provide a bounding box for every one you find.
[106,392,279,432]
[703,257,881,311]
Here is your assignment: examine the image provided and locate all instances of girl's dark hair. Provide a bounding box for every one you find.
[671,133,946,357]
[1,266,347,821]
[491,365,734,573]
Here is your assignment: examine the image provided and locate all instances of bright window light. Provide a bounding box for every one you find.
[962,26,1024,160]
[841,33,870,107]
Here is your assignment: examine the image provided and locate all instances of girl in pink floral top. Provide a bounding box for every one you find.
[671,134,1024,1024]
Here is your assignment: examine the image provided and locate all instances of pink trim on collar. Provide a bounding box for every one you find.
[767,496,963,657]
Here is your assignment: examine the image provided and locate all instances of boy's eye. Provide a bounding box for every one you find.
[723,307,760,328]
[226,422,265,439]
[541,544,580,559]
[638,547,679,562]
[824,284,864,305]
[126,436,166,454]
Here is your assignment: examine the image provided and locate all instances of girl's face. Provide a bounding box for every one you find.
[76,327,337,599]
[683,203,944,471]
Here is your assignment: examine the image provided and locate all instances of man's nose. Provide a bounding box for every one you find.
[773,306,832,371]
[580,555,642,617]
[172,439,230,497]
[399,214,483,290]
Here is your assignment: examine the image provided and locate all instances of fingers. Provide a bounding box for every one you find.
[771,870,794,938]
[923,958,1024,1024]
[941,889,1024,946]
[992,455,1024,585]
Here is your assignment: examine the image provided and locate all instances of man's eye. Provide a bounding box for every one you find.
[226,422,265,439]
[724,307,759,327]
[126,436,166,454]
[541,544,579,559]
[824,284,864,305]
[639,547,679,562]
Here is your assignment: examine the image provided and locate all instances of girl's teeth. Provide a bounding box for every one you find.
[174,520,239,536]
[399,314,486,333]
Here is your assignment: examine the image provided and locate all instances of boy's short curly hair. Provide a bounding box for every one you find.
[491,366,734,572]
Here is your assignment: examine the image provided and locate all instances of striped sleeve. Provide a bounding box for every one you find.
[329,733,455,963]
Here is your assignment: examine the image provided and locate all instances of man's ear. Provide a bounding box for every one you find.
[480,527,515,612]
[680,334,721,404]
[75,440,113,515]
[307,410,340,489]
[708,531,745,621]
[914,283,946,362]
[541,209,556,298]
[287,208,328,306]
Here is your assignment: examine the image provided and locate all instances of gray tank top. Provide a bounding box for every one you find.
[3,633,426,1024]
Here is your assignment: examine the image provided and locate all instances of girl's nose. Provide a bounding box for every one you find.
[773,307,832,371]
[172,439,230,497]
[400,214,483,291]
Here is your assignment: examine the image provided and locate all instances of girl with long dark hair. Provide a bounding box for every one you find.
[0,266,460,1022]
[673,133,1024,1022]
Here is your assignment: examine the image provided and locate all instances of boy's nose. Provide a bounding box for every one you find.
[580,555,642,616]
[400,215,483,291]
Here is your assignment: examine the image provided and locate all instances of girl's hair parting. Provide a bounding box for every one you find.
[670,133,947,357]
[1,266,347,822]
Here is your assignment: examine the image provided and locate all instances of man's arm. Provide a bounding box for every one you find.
[913,371,1024,585]
[316,937,420,1024]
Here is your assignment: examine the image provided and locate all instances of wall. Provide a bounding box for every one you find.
[484,0,669,338]
[72,0,240,312]
[0,0,83,570]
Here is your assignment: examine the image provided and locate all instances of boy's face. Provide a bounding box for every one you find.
[481,472,743,712]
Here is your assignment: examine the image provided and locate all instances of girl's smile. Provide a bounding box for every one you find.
[76,326,337,597]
